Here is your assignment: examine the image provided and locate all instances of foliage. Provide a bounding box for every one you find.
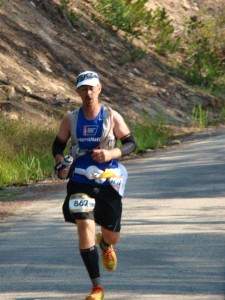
[1,2,224,187]
[60,0,70,10]
[94,0,149,35]
[218,106,225,124]
[0,116,57,188]
[130,112,172,153]
[148,7,180,55]
[191,101,210,129]
[0,112,173,188]
[60,0,81,24]
[119,45,146,64]
[93,0,224,91]
[179,15,225,88]
[1,102,225,188]
[94,0,180,55]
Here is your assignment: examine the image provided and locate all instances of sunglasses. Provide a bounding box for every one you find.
[76,73,99,84]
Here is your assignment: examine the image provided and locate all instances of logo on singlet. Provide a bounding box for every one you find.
[83,125,98,136]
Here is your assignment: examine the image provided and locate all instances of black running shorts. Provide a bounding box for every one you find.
[62,181,122,232]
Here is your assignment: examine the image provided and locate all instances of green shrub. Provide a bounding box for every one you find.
[219,106,225,123]
[191,101,210,129]
[179,16,223,87]
[94,0,224,89]
[150,7,181,55]
[178,14,225,88]
[60,0,81,24]
[94,0,148,35]
[94,0,179,55]
[119,45,146,65]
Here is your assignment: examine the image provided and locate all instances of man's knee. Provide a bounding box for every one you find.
[102,230,120,245]
[77,218,95,231]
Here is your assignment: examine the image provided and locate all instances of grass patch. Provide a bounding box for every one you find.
[129,112,172,153]
[0,112,173,188]
[191,102,210,130]
[0,116,58,188]
[1,105,224,189]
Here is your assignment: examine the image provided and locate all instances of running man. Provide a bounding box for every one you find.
[52,71,136,300]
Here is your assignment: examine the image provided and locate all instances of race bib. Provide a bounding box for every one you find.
[69,193,95,213]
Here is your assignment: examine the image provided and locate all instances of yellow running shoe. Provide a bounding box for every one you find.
[85,285,104,300]
[96,233,117,272]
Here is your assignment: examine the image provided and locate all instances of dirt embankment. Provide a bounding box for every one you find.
[0,0,224,126]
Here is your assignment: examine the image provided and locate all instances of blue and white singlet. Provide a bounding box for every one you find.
[70,106,119,186]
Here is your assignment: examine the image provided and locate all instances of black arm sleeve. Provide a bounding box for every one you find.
[52,137,67,158]
[119,134,136,156]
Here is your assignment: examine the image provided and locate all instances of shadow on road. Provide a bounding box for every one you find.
[1,134,225,299]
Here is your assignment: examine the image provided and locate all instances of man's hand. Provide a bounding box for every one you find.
[54,155,73,180]
[91,148,122,163]
[54,161,68,179]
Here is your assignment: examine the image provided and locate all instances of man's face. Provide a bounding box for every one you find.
[77,84,102,107]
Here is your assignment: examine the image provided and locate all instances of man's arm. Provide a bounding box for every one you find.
[119,133,136,156]
[91,110,136,163]
[112,110,136,156]
[52,114,71,163]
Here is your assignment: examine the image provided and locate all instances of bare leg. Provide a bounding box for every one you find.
[101,227,120,245]
[76,219,96,249]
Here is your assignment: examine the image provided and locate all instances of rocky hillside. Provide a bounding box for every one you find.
[0,0,224,126]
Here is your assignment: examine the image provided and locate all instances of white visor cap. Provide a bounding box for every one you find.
[76,71,100,88]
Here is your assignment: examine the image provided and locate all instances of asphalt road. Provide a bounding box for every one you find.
[1,132,225,300]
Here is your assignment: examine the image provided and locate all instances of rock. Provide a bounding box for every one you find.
[22,86,32,94]
[1,85,16,100]
[133,68,140,74]
[8,113,19,120]
[172,139,181,145]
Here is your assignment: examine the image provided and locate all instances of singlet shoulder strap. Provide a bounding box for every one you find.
[70,106,114,148]
[99,106,114,148]
[70,108,79,146]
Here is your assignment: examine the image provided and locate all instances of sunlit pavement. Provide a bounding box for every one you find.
[1,133,225,300]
